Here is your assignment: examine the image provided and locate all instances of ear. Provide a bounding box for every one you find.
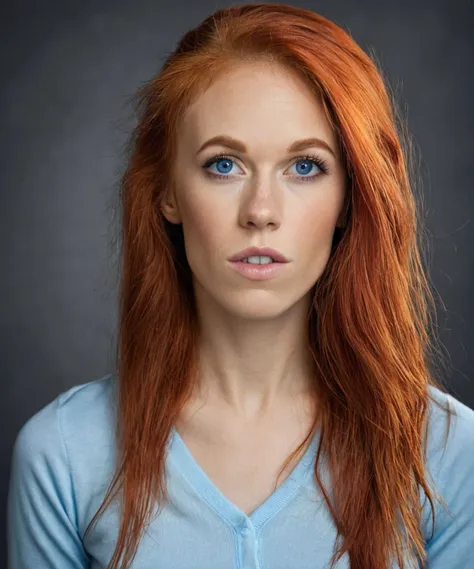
[336,174,352,228]
[336,202,348,228]
[336,185,351,228]
[160,185,182,224]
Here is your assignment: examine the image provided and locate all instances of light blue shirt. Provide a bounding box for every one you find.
[7,373,474,568]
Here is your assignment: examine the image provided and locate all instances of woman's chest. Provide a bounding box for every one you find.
[176,423,312,516]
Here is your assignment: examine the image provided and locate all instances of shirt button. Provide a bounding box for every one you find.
[240,526,251,536]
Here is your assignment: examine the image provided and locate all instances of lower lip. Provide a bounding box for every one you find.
[229,260,288,280]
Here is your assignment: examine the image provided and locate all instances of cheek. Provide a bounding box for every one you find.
[180,194,228,263]
[293,196,342,250]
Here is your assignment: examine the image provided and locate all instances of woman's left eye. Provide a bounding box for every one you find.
[202,154,329,181]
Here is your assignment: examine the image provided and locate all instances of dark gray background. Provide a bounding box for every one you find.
[1,0,473,563]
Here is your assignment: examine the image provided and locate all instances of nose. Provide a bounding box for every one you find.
[238,180,282,230]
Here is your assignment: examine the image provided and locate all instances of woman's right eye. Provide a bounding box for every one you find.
[202,155,243,179]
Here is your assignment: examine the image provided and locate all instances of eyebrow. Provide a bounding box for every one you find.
[196,135,336,158]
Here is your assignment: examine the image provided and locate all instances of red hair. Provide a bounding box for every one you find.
[84,4,455,568]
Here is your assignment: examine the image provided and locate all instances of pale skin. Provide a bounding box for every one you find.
[161,60,347,515]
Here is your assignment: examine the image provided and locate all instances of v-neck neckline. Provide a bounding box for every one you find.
[167,425,320,532]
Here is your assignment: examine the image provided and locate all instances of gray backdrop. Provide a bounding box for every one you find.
[1,0,473,564]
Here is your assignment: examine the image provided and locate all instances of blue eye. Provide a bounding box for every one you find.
[202,153,329,181]
[207,156,237,176]
[291,159,319,177]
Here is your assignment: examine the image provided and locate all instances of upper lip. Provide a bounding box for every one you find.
[228,247,290,263]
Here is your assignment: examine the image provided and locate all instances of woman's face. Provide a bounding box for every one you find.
[162,61,348,320]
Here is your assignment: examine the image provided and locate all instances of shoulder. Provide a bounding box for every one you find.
[11,372,118,503]
[8,375,117,566]
[13,373,117,457]
[422,384,474,546]
[425,384,474,470]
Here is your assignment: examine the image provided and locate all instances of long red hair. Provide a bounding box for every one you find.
[84,4,455,568]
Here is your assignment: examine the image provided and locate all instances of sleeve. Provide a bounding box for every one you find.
[423,395,474,568]
[7,397,91,569]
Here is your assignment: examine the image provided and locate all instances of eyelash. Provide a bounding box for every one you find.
[201,152,329,182]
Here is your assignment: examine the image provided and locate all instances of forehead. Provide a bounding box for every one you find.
[177,61,337,153]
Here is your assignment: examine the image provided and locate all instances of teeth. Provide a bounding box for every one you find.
[242,255,275,264]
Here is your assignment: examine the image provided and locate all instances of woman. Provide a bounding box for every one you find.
[7,3,474,569]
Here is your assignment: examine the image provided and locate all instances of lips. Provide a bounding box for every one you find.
[228,246,290,263]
